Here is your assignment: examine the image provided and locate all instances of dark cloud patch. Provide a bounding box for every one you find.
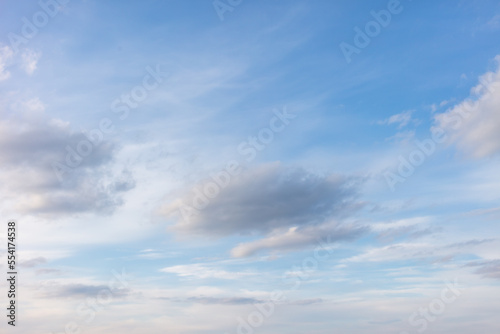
[0,121,114,171]
[111,175,136,192]
[166,163,363,237]
[0,113,135,217]
[466,260,500,280]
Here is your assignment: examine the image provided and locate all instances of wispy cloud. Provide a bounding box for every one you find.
[378,110,415,129]
[231,221,366,257]
[160,263,255,280]
[19,256,47,268]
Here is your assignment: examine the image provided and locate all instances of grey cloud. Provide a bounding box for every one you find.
[19,256,47,268]
[0,112,135,217]
[43,283,131,299]
[166,163,363,237]
[0,119,114,174]
[111,177,136,192]
[466,260,500,280]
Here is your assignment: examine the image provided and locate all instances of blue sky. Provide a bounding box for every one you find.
[1,0,500,333]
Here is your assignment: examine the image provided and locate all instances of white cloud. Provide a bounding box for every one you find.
[0,46,41,79]
[230,221,366,257]
[344,238,495,265]
[434,56,500,158]
[0,44,14,81]
[378,110,414,129]
[160,263,254,280]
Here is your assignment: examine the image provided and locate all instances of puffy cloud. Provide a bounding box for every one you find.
[434,56,500,158]
[165,163,363,237]
[0,45,40,78]
[0,102,134,217]
[35,268,63,276]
